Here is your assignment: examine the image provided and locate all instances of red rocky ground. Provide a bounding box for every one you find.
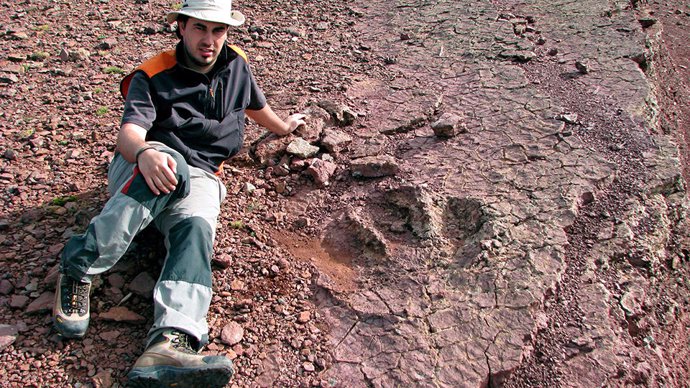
[1,0,689,387]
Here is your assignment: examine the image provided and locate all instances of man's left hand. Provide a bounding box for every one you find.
[284,113,306,133]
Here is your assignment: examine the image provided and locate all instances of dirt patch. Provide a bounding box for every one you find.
[273,230,358,293]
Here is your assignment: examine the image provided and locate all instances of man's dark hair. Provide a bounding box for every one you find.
[175,15,190,39]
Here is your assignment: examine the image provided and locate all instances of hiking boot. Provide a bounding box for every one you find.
[127,329,234,388]
[52,273,91,338]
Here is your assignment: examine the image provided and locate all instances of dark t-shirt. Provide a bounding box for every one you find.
[121,43,266,174]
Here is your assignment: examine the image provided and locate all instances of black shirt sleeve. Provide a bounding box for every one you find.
[246,67,267,111]
[121,71,157,130]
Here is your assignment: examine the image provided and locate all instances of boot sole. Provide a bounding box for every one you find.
[127,364,234,388]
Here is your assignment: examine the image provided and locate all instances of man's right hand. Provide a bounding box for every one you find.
[136,148,178,196]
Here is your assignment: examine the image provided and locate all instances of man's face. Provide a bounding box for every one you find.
[178,17,229,73]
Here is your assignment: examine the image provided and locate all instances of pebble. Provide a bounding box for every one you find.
[298,311,311,323]
[221,322,244,346]
[302,362,316,372]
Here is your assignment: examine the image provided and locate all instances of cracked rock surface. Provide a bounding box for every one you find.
[0,0,689,387]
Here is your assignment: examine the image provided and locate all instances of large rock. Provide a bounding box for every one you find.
[286,138,320,159]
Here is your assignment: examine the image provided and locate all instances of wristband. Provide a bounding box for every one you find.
[135,145,156,163]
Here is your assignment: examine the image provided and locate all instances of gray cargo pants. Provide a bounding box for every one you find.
[60,142,226,346]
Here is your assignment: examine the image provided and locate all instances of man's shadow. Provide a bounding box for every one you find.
[0,188,168,386]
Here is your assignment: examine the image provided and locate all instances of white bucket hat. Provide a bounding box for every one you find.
[166,0,245,27]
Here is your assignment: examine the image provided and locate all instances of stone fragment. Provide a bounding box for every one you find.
[306,159,337,188]
[638,17,657,28]
[351,155,400,178]
[107,273,125,289]
[128,272,155,297]
[1,64,23,74]
[26,291,55,313]
[104,286,124,304]
[10,295,30,308]
[303,362,316,372]
[7,53,25,62]
[0,324,18,351]
[298,311,311,323]
[317,101,357,126]
[620,285,645,317]
[0,73,19,84]
[212,253,233,269]
[296,105,331,142]
[556,113,579,124]
[431,113,465,138]
[230,279,245,290]
[254,134,293,166]
[100,330,121,342]
[220,322,244,345]
[43,264,59,289]
[70,48,90,62]
[575,60,590,74]
[287,138,320,159]
[97,38,117,50]
[99,306,146,323]
[244,182,256,194]
[0,279,14,295]
[59,48,70,62]
[91,369,113,388]
[335,208,390,257]
[320,128,352,153]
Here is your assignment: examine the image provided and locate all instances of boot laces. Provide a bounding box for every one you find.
[170,331,198,355]
[63,278,89,315]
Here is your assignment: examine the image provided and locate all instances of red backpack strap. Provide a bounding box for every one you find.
[120,50,177,99]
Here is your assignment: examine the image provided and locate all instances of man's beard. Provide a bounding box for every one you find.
[184,44,217,68]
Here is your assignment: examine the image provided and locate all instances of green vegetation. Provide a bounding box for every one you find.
[35,24,51,32]
[245,200,260,213]
[95,107,109,116]
[103,66,125,74]
[93,87,104,94]
[171,2,183,10]
[229,220,244,229]
[29,51,49,61]
[50,195,78,206]
[19,128,35,139]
